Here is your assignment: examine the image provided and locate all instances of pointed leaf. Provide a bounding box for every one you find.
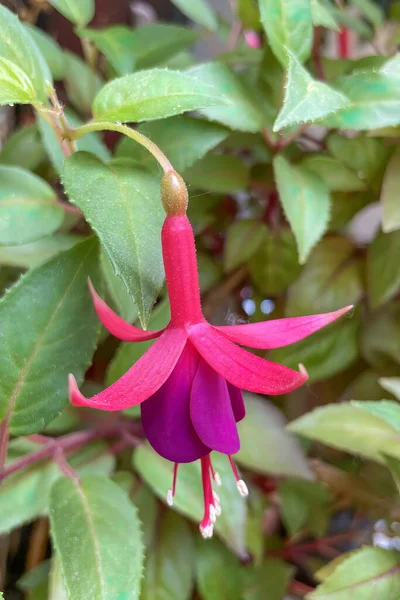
[134,445,247,557]
[0,57,36,105]
[0,235,81,269]
[258,0,313,67]
[92,69,226,123]
[311,0,340,30]
[170,0,218,30]
[0,238,101,433]
[77,26,136,76]
[0,165,63,245]
[274,53,349,131]
[49,476,144,600]
[379,378,400,401]
[63,153,164,327]
[273,155,331,264]
[351,400,400,432]
[382,146,400,233]
[367,230,400,308]
[47,0,94,26]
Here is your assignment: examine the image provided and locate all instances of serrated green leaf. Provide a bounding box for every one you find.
[134,445,247,556]
[288,403,400,463]
[0,124,46,171]
[224,220,267,271]
[170,0,218,30]
[300,156,367,192]
[142,511,195,600]
[184,154,249,193]
[115,116,228,173]
[278,479,331,536]
[382,146,400,233]
[367,230,400,308]
[92,69,226,123]
[77,26,136,76]
[63,153,164,327]
[286,237,363,316]
[49,476,144,600]
[273,155,331,264]
[249,228,302,295]
[0,165,63,245]
[64,52,103,115]
[258,0,313,67]
[379,378,400,401]
[187,62,266,132]
[0,442,114,534]
[361,304,400,372]
[129,24,198,70]
[0,56,36,105]
[196,537,243,600]
[0,238,101,433]
[270,313,359,382]
[47,0,94,26]
[237,393,313,479]
[0,235,82,269]
[307,547,400,600]
[244,558,293,600]
[0,5,52,99]
[311,0,340,30]
[274,53,349,131]
[351,400,400,432]
[24,24,66,80]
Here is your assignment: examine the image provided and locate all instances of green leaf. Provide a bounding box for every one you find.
[92,69,226,123]
[273,155,331,264]
[322,62,400,130]
[367,230,400,309]
[24,24,66,80]
[224,220,267,271]
[47,0,94,26]
[238,0,261,29]
[258,0,313,67]
[0,5,52,99]
[300,156,367,192]
[244,558,293,600]
[49,475,144,600]
[48,556,68,600]
[278,479,331,536]
[106,301,170,386]
[101,251,137,324]
[0,235,81,269]
[196,537,243,600]
[379,378,400,401]
[77,26,136,76]
[0,165,63,245]
[249,228,302,295]
[142,511,195,600]
[38,109,111,176]
[187,62,266,132]
[237,393,313,479]
[351,400,400,432]
[329,191,372,231]
[382,146,400,233]
[0,124,46,171]
[287,403,400,463]
[198,253,222,292]
[184,154,249,193]
[0,57,36,105]
[308,547,400,600]
[133,445,247,556]
[63,153,164,327]
[311,0,340,30]
[0,238,101,433]
[351,0,384,26]
[0,442,114,533]
[273,53,349,131]
[384,455,400,494]
[115,116,228,173]
[130,24,198,70]
[170,0,218,30]
[64,52,103,115]
[270,313,360,382]
[286,237,363,316]
[361,304,400,372]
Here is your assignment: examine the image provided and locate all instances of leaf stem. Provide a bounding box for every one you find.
[69,121,174,173]
[0,412,10,479]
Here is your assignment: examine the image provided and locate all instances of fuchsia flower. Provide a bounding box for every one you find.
[69,171,352,538]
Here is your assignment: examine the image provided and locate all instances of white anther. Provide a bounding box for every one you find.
[166,489,174,506]
[214,472,222,486]
[200,522,214,539]
[236,479,249,497]
[212,492,222,516]
[209,504,217,523]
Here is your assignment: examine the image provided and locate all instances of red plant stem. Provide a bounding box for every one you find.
[338,28,350,59]
[272,531,359,559]
[0,421,140,483]
[289,580,315,596]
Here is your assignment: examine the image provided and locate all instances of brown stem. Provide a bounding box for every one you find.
[0,412,10,478]
[272,531,360,559]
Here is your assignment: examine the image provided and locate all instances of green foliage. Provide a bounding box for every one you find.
[77,26,136,76]
[382,145,400,233]
[169,0,218,31]
[24,24,66,80]
[128,24,198,70]
[196,538,243,600]
[47,0,94,27]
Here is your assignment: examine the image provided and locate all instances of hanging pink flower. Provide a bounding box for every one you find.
[69,171,352,538]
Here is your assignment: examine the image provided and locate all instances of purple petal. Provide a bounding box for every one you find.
[190,358,240,455]
[228,383,246,423]
[141,343,210,463]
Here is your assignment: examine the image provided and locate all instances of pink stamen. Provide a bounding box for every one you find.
[167,463,179,506]
[209,457,222,486]
[200,456,216,538]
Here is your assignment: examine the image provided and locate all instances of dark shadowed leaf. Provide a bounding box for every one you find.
[196,537,243,600]
[382,145,400,233]
[300,155,367,192]
[224,220,267,271]
[0,124,46,171]
[184,154,249,193]
[278,479,331,537]
[361,304,400,372]
[367,230,400,308]
[0,235,82,269]
[243,558,293,600]
[130,24,198,70]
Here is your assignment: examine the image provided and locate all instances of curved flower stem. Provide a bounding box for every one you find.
[69,121,174,173]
